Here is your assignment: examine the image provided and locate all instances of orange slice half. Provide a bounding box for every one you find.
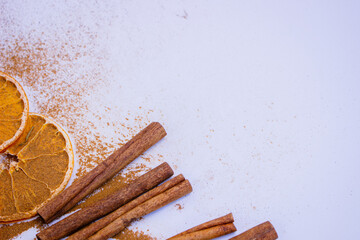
[0,71,29,152]
[0,113,74,222]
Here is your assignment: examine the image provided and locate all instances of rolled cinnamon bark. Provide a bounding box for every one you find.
[68,174,186,240]
[36,162,173,240]
[168,213,236,240]
[169,223,237,240]
[229,221,278,240]
[38,122,166,223]
[88,179,193,240]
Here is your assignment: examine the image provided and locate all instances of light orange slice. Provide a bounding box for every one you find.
[0,113,74,222]
[0,71,29,152]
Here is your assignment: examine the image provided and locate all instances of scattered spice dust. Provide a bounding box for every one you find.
[0,32,158,239]
[0,218,42,240]
[115,228,154,240]
[175,204,184,210]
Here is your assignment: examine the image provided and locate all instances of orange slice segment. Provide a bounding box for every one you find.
[18,151,70,190]
[10,167,51,213]
[18,123,67,160]
[0,72,29,151]
[0,169,17,217]
[0,120,22,142]
[0,113,74,222]
[7,114,46,155]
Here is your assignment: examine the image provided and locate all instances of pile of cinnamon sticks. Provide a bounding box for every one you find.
[35,122,278,240]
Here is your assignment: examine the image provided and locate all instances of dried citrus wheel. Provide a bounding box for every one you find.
[0,113,74,222]
[0,71,29,152]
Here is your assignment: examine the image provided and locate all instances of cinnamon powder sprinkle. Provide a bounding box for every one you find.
[175,204,184,210]
[0,32,157,239]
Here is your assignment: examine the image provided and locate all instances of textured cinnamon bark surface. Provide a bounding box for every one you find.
[168,223,236,240]
[88,180,193,240]
[36,162,173,240]
[168,213,235,240]
[168,213,234,239]
[68,174,185,240]
[229,221,278,240]
[37,122,167,223]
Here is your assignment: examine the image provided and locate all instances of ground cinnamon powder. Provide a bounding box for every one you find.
[0,33,157,239]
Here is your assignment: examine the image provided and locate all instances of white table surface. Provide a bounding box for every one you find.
[1,1,360,239]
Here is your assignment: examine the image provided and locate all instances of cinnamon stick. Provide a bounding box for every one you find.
[38,122,166,223]
[88,179,193,240]
[68,174,186,240]
[168,213,236,240]
[169,223,237,240]
[229,221,278,240]
[36,162,173,240]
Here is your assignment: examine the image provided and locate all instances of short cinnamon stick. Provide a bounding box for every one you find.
[168,213,236,240]
[88,179,193,240]
[68,174,186,240]
[229,221,278,240]
[36,162,173,240]
[38,122,166,223]
[169,223,237,240]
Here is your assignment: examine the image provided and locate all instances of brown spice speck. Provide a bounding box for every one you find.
[175,204,184,210]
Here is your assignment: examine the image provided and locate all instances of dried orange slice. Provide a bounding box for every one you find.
[0,113,74,222]
[0,71,29,152]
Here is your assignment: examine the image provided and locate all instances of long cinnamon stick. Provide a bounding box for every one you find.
[38,122,166,223]
[36,162,173,240]
[168,213,236,240]
[229,221,278,240]
[68,174,186,240]
[169,223,237,240]
[88,179,193,240]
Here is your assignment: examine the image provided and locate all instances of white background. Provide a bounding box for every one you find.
[1,1,360,239]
